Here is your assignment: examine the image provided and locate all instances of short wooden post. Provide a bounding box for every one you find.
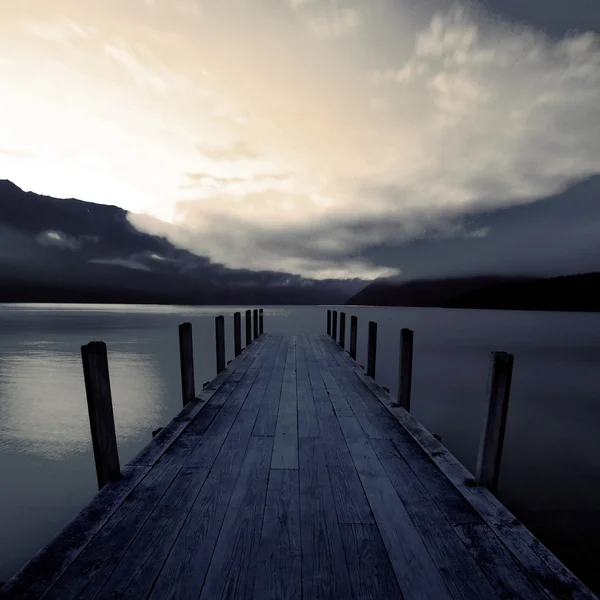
[396,328,413,410]
[253,309,259,340]
[215,315,226,374]
[81,342,121,490]
[327,310,332,336]
[234,312,242,357]
[339,312,346,349]
[178,322,195,406]
[246,310,252,346]
[349,315,358,360]
[259,308,264,335]
[475,352,514,492]
[332,311,338,342]
[367,321,377,379]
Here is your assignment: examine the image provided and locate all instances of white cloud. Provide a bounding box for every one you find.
[307,7,361,38]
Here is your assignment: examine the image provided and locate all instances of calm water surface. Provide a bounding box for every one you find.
[1,303,599,591]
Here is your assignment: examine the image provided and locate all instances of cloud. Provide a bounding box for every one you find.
[196,141,260,161]
[89,257,152,271]
[307,8,361,39]
[36,230,81,250]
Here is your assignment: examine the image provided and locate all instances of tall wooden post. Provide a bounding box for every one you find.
[259,308,264,335]
[475,352,514,492]
[234,312,242,357]
[215,315,226,374]
[81,342,121,490]
[396,328,413,410]
[253,309,259,340]
[332,311,338,342]
[327,310,332,336]
[350,315,358,360]
[246,310,252,346]
[367,321,377,379]
[339,312,346,349]
[178,322,196,406]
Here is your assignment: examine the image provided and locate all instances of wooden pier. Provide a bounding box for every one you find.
[1,326,597,599]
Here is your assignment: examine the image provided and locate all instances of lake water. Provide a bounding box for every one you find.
[1,303,600,592]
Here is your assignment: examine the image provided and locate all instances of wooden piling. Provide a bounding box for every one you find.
[339,312,346,349]
[396,328,414,410]
[253,309,259,340]
[81,342,121,490]
[475,351,514,492]
[234,312,242,357]
[367,321,377,379]
[246,310,252,346]
[178,322,195,407]
[215,315,226,374]
[259,308,264,335]
[327,310,332,336]
[332,310,338,342]
[349,315,358,360]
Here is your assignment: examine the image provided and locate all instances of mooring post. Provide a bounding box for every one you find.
[327,310,332,336]
[253,309,259,340]
[215,315,226,374]
[367,321,377,379]
[332,310,338,342]
[259,308,264,335]
[339,312,346,349]
[81,341,121,490]
[234,312,242,357]
[396,328,414,410]
[246,310,252,346]
[475,351,514,492]
[350,315,358,360]
[178,322,196,406]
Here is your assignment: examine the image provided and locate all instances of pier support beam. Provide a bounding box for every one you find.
[332,310,338,342]
[339,312,346,349]
[367,321,377,379]
[475,351,514,492]
[396,328,413,410]
[81,342,121,490]
[349,315,358,360]
[215,315,226,374]
[178,322,196,406]
[246,310,252,346]
[327,310,332,336]
[253,309,259,340]
[259,308,264,335]
[234,313,242,357]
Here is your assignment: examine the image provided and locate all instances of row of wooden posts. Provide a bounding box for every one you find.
[81,308,265,491]
[326,309,514,493]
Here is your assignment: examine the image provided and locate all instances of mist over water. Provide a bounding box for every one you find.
[1,304,599,591]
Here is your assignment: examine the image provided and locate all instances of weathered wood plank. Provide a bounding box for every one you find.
[271,337,299,469]
[296,336,320,438]
[299,437,353,600]
[371,438,500,600]
[338,415,453,600]
[253,469,301,600]
[340,523,403,600]
[455,523,551,600]
[199,436,274,600]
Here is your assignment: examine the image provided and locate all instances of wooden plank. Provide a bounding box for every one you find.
[338,415,453,600]
[296,336,320,438]
[371,438,500,600]
[253,470,301,600]
[300,336,374,525]
[329,338,598,600]
[81,341,121,489]
[340,523,403,600]
[272,337,299,469]
[455,524,551,600]
[95,466,210,600]
[44,436,202,600]
[199,436,274,600]
[299,437,353,600]
[0,465,149,600]
[178,322,196,407]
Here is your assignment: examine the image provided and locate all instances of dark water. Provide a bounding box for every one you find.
[1,304,599,592]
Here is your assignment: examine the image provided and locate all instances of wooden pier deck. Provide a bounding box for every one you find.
[2,333,596,600]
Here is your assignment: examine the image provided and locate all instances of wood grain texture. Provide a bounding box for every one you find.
[296,337,320,438]
[253,469,301,600]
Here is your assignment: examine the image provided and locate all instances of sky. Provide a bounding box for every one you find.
[1,0,600,281]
